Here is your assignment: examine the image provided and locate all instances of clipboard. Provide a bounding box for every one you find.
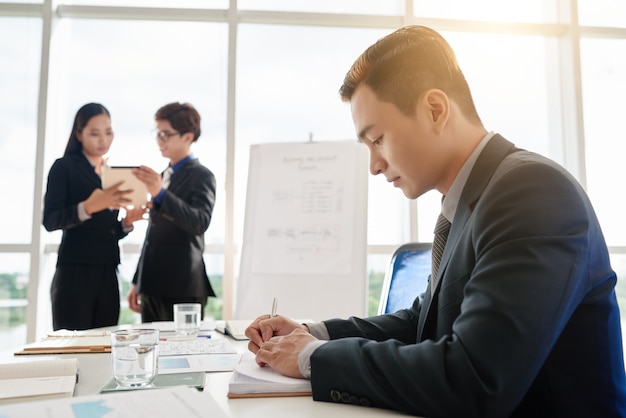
[102,166,150,207]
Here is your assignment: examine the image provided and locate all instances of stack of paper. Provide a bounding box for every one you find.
[14,330,111,355]
[227,354,312,398]
[0,358,79,404]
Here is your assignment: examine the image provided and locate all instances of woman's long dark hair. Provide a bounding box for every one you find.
[63,103,111,156]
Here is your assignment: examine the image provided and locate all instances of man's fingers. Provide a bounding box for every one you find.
[255,345,272,367]
[247,340,261,354]
[261,322,275,342]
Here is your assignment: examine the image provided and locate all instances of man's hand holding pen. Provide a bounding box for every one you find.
[245,299,317,379]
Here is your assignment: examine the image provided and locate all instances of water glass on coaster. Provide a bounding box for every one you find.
[174,303,201,335]
[111,328,159,387]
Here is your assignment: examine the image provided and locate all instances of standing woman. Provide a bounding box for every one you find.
[43,103,144,330]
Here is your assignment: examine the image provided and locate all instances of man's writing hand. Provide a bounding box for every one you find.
[254,328,317,378]
[246,315,308,354]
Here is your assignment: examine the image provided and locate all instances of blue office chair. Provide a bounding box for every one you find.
[378,242,432,315]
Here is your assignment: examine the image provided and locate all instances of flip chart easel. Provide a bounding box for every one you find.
[235,141,368,321]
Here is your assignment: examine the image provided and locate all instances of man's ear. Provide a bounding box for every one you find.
[182,132,195,144]
[424,89,449,132]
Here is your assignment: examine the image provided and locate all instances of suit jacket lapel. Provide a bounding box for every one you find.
[439,135,516,280]
[417,134,517,340]
[167,158,199,190]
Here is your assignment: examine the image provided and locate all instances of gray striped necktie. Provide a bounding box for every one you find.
[431,212,451,292]
[162,167,174,189]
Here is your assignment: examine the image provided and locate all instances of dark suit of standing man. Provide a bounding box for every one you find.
[128,102,216,322]
[245,26,626,417]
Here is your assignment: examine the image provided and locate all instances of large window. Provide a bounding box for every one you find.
[44,18,228,245]
[580,38,626,247]
[238,0,403,15]
[235,25,404,246]
[414,0,559,23]
[0,17,41,348]
[0,17,41,244]
[415,31,561,242]
[0,1,624,342]
[0,254,30,351]
[578,0,626,27]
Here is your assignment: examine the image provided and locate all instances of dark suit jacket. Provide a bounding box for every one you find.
[43,152,127,265]
[311,135,626,417]
[133,158,216,299]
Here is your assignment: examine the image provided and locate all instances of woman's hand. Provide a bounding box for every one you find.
[83,181,132,215]
[123,205,149,227]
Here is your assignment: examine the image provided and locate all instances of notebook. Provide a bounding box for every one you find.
[227,354,312,398]
[215,320,251,340]
[0,358,78,404]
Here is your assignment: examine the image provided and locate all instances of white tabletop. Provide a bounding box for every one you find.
[1,329,408,417]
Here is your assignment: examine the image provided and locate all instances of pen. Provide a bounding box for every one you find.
[271,297,278,318]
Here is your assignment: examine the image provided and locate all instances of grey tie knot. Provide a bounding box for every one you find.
[162,167,174,189]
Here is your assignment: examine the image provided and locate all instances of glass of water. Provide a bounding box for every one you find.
[174,303,201,335]
[111,328,159,387]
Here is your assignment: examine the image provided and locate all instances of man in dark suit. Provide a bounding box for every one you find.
[128,102,216,322]
[245,26,626,416]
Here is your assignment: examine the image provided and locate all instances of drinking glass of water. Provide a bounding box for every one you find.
[111,328,159,387]
[174,303,201,335]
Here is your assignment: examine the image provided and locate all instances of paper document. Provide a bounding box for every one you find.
[47,329,111,338]
[159,353,242,374]
[158,338,236,356]
[0,386,227,418]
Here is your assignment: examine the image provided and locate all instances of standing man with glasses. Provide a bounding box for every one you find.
[128,102,216,322]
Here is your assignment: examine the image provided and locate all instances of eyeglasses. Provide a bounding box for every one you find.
[154,130,181,142]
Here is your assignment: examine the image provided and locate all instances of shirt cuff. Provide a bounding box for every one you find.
[77,202,91,221]
[306,322,330,340]
[153,188,166,205]
[298,340,327,380]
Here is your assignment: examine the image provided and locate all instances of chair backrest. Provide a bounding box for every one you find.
[378,242,432,315]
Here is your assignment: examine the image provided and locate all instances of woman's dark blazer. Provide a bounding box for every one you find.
[43,152,127,265]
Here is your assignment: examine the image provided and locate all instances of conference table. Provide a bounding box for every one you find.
[2,325,409,418]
